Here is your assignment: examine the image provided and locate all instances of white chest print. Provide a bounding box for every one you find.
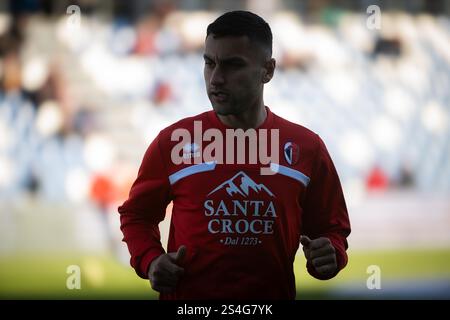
[204,171,278,246]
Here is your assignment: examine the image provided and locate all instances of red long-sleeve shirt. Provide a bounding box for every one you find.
[118,107,351,299]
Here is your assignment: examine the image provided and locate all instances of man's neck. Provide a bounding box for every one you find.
[217,103,267,130]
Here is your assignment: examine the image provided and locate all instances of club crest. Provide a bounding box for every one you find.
[284,142,299,165]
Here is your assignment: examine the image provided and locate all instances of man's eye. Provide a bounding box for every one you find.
[205,61,215,66]
[226,61,245,68]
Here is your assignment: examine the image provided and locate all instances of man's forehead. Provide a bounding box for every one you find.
[204,34,256,59]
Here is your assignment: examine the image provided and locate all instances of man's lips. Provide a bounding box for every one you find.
[210,91,229,102]
[210,90,228,96]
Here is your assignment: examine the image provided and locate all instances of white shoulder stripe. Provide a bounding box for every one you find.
[270,163,310,187]
[169,161,217,185]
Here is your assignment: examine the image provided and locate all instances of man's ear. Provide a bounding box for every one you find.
[262,58,276,83]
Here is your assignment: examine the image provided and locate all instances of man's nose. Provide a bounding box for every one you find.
[210,66,225,86]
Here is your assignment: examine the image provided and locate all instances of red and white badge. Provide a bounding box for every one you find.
[283,142,299,165]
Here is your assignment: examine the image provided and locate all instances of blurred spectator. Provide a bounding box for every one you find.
[134,16,159,55]
[397,162,415,189]
[90,173,120,255]
[366,165,389,191]
[1,50,22,93]
[373,37,403,57]
[90,174,117,210]
[133,2,175,56]
[152,80,172,105]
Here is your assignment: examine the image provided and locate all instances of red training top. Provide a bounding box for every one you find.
[118,107,351,300]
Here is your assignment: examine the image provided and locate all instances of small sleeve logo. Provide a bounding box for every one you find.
[283,142,300,165]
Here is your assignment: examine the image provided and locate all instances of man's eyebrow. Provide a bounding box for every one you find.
[203,54,247,64]
[203,54,213,61]
[222,57,247,64]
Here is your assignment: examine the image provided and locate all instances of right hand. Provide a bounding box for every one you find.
[148,245,187,294]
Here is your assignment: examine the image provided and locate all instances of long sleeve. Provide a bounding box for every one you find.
[301,135,351,280]
[118,134,172,279]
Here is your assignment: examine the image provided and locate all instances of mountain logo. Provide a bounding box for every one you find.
[207,171,274,198]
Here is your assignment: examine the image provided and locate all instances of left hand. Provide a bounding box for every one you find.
[300,235,337,277]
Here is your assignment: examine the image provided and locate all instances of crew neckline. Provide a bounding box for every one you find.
[207,106,274,130]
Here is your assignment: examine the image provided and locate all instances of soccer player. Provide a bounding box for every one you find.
[118,11,351,300]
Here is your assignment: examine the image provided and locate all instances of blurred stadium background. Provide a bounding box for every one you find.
[0,0,449,299]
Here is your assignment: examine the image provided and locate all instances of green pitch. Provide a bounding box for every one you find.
[1,249,449,299]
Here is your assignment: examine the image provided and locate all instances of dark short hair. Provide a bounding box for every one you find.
[206,11,272,56]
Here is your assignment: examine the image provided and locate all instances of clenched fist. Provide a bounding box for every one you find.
[300,236,337,277]
[148,245,186,294]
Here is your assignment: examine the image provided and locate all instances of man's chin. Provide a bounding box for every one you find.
[212,104,235,116]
